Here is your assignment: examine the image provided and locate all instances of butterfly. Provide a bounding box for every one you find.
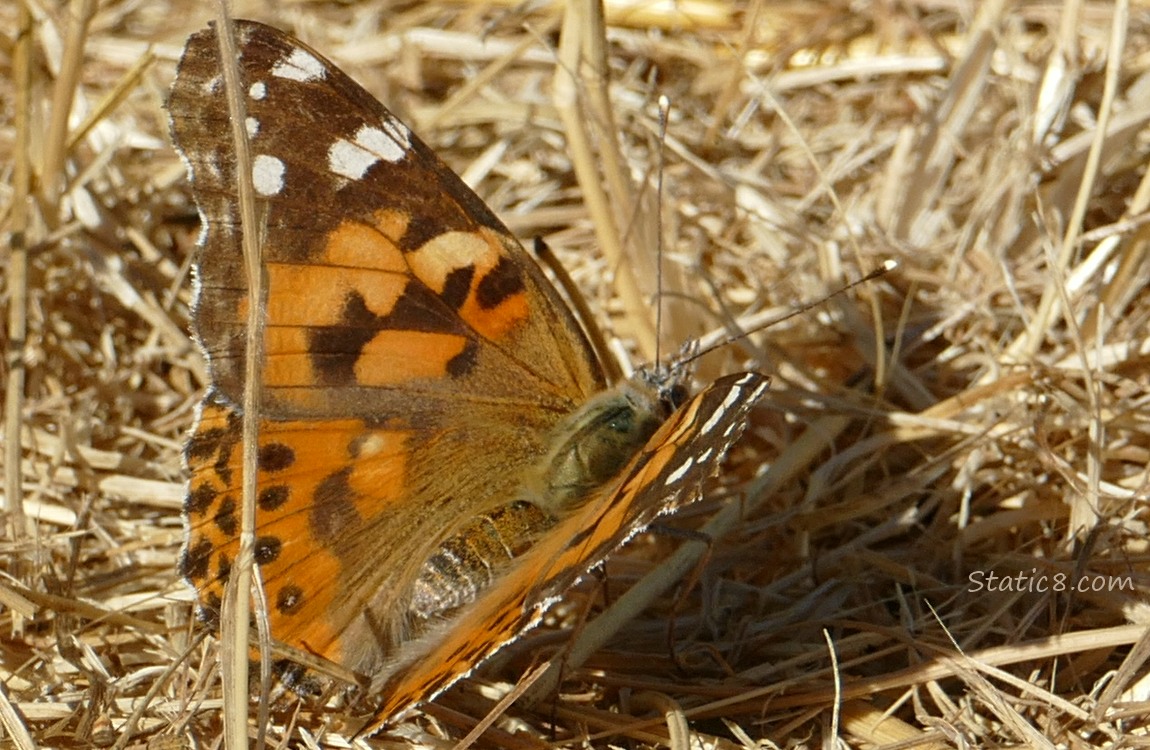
[168,19,769,731]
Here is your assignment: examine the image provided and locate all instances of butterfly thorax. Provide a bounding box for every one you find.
[538,372,681,511]
[408,368,683,620]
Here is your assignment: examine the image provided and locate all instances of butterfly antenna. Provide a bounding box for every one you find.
[654,95,671,368]
[682,259,899,367]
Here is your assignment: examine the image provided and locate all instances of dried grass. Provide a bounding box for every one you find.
[3,0,1150,747]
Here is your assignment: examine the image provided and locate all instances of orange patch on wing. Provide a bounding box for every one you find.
[265,386,330,414]
[406,227,530,341]
[266,264,406,326]
[320,211,409,271]
[461,279,529,342]
[355,330,469,385]
[346,429,410,522]
[619,443,676,498]
[262,337,348,411]
[262,532,342,659]
[231,419,410,662]
[372,209,412,245]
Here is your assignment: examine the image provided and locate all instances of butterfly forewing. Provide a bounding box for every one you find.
[169,20,603,416]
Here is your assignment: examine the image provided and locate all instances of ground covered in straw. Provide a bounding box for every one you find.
[2,1,1149,748]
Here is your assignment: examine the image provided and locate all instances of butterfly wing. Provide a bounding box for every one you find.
[366,371,770,727]
[170,21,605,677]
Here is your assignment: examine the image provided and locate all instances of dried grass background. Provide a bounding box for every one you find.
[3,0,1150,747]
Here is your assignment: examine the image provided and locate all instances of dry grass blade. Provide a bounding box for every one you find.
[4,4,32,543]
[0,680,36,750]
[553,0,657,359]
[2,1,1149,748]
[205,9,263,750]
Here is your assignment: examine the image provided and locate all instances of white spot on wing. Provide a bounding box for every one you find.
[701,385,744,435]
[665,455,694,486]
[252,154,285,196]
[245,117,259,137]
[328,121,411,179]
[329,139,366,180]
[271,48,325,82]
[355,434,387,458]
[249,81,266,100]
[381,117,412,153]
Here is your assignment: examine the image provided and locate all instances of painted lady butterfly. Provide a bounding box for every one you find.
[169,20,769,730]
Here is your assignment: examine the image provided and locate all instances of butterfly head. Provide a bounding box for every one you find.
[537,374,672,517]
[632,363,685,412]
[632,337,706,413]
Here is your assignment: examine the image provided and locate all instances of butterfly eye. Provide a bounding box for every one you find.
[661,384,689,413]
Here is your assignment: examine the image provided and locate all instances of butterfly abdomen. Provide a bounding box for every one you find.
[410,500,554,619]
